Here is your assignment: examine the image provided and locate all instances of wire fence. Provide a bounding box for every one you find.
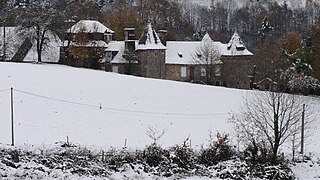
[0,89,10,93]
[12,88,229,119]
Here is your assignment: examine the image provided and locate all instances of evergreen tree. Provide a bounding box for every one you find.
[258,16,273,42]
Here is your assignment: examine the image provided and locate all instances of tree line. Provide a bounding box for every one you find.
[1,0,320,93]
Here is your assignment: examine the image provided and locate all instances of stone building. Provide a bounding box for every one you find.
[110,23,166,79]
[165,32,253,88]
[135,23,166,79]
[59,20,254,89]
[220,32,254,89]
[60,20,114,69]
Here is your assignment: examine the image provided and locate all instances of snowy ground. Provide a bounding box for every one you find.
[0,62,243,149]
[0,62,319,179]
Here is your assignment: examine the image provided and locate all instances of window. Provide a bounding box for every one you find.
[201,67,206,77]
[112,66,119,73]
[105,51,112,62]
[265,83,270,90]
[196,52,202,58]
[181,66,187,77]
[215,65,221,76]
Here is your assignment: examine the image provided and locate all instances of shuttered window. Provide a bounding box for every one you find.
[201,67,206,77]
[112,66,119,73]
[181,66,187,77]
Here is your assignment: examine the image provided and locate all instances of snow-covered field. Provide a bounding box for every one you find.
[0,62,320,179]
[0,62,243,149]
[0,62,319,150]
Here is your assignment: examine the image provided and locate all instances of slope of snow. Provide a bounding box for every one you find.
[0,62,319,154]
[0,62,240,149]
[0,62,320,178]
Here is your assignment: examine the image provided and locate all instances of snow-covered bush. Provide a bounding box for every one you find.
[198,133,235,166]
[169,145,195,170]
[105,148,137,171]
[213,159,295,179]
[251,162,295,180]
[141,143,169,167]
[288,74,320,95]
[242,141,273,163]
[0,143,298,179]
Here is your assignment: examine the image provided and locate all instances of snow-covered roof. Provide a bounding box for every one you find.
[201,32,212,44]
[166,32,252,65]
[109,41,139,64]
[225,32,253,56]
[0,27,18,39]
[0,27,21,60]
[24,31,62,63]
[107,41,124,52]
[166,41,225,65]
[63,40,108,48]
[166,41,201,65]
[68,20,114,34]
[108,31,252,65]
[110,43,126,64]
[136,23,166,50]
[0,27,61,63]
[257,78,278,85]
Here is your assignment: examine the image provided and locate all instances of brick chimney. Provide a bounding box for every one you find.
[124,28,136,52]
[157,30,167,46]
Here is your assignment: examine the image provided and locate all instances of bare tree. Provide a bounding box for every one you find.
[0,0,14,61]
[230,91,314,161]
[192,37,221,85]
[17,3,63,63]
[145,126,166,145]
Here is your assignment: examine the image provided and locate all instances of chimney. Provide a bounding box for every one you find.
[124,28,136,52]
[157,30,167,46]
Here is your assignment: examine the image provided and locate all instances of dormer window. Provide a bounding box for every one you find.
[196,52,202,58]
[227,44,231,50]
[236,44,245,51]
[178,52,183,58]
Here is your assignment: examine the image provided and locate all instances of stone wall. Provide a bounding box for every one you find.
[165,64,189,82]
[136,49,166,79]
[111,63,141,76]
[220,55,253,89]
[165,64,222,85]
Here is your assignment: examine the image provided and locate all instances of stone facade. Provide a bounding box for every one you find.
[60,20,114,69]
[111,63,141,76]
[165,64,223,85]
[165,64,190,82]
[107,22,254,89]
[136,49,166,79]
[220,55,253,89]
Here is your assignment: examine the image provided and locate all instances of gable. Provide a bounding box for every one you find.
[68,20,114,34]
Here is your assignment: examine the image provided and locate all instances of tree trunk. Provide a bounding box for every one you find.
[36,26,42,63]
[273,114,280,161]
[37,39,42,63]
